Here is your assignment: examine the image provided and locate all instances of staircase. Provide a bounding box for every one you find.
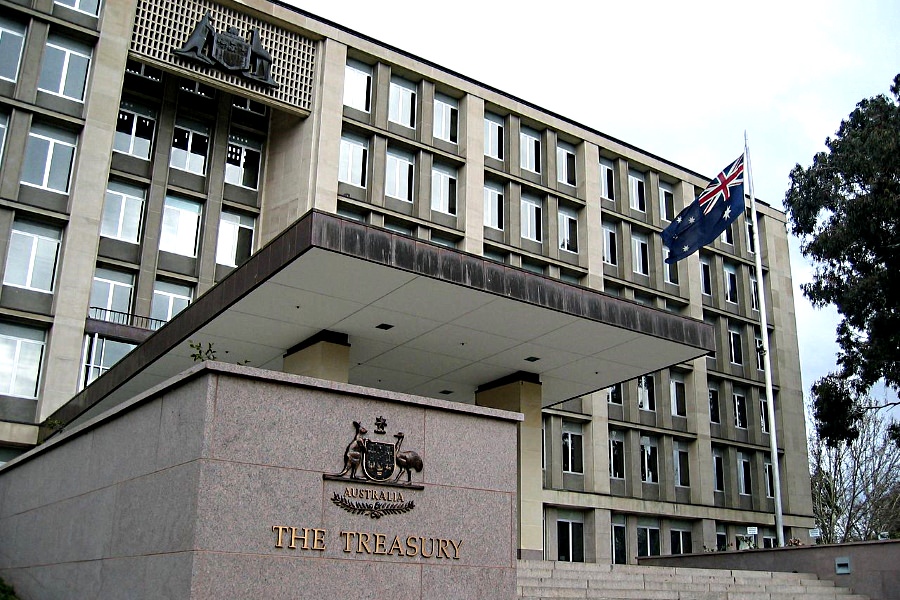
[517,560,869,600]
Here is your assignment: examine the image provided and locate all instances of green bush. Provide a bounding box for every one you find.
[0,578,19,600]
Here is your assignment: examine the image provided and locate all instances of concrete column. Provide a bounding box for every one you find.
[585,392,610,495]
[476,372,543,560]
[461,94,484,255]
[593,508,612,564]
[282,331,350,383]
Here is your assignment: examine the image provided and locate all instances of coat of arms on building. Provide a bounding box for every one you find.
[326,419,424,485]
[173,12,278,88]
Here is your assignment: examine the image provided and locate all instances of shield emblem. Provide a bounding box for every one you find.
[212,30,250,72]
[363,440,395,481]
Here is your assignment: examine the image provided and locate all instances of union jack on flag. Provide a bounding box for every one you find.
[661,155,746,264]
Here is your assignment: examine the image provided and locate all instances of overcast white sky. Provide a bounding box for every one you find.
[285,0,900,406]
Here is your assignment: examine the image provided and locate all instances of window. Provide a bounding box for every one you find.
[738,452,752,495]
[484,113,504,160]
[709,384,721,424]
[674,441,690,487]
[734,391,748,428]
[179,79,215,98]
[637,374,655,411]
[21,124,77,193]
[664,248,678,284]
[659,181,675,221]
[602,221,617,266]
[101,181,144,243]
[38,35,91,101]
[338,134,367,187]
[216,211,255,267]
[729,325,743,365]
[386,148,414,202]
[628,169,646,212]
[712,448,725,492]
[0,323,45,398]
[720,222,734,245]
[724,263,738,304]
[557,517,584,563]
[431,164,457,215]
[609,430,624,479]
[637,521,661,557]
[125,60,162,81]
[0,110,6,164]
[4,221,61,293]
[750,275,760,311]
[716,527,728,551]
[670,528,692,555]
[640,435,658,483]
[746,220,756,254]
[151,280,192,325]
[558,207,578,253]
[160,195,202,257]
[81,334,134,388]
[521,194,542,242]
[0,16,26,83]
[89,268,133,321]
[343,60,372,112]
[388,76,416,128]
[759,396,770,433]
[170,118,210,175]
[700,256,712,296]
[611,516,627,565]
[606,383,622,405]
[520,127,541,174]
[55,0,100,15]
[562,421,583,474]
[756,331,765,371]
[632,232,649,275]
[764,461,775,498]
[433,93,458,143]
[557,141,576,186]
[599,157,615,200]
[483,181,504,230]
[114,101,155,160]
[225,133,263,189]
[232,96,266,115]
[670,373,686,417]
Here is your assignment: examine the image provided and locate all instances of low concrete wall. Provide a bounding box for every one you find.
[638,539,900,600]
[0,362,521,599]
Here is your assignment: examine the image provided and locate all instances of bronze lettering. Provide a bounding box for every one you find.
[358,532,372,553]
[397,492,404,502]
[272,525,289,548]
[405,536,419,557]
[388,535,405,556]
[289,527,311,550]
[313,528,326,551]
[437,538,450,558]
[449,539,463,560]
[420,537,434,558]
[374,533,387,554]
[340,530,355,553]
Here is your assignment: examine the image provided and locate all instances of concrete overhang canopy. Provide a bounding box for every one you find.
[51,211,715,429]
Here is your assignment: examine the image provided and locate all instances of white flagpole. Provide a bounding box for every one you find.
[744,131,785,546]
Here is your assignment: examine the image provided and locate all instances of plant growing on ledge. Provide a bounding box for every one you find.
[189,340,217,362]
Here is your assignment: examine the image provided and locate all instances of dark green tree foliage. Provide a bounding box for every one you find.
[785,74,900,447]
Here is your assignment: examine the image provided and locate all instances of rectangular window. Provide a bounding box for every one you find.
[484,113,504,160]
[713,448,725,492]
[638,374,655,411]
[671,529,693,555]
[343,60,372,112]
[557,519,584,563]
[750,275,760,311]
[0,322,45,398]
[674,441,690,487]
[338,134,368,188]
[760,396,770,433]
[521,194,542,242]
[609,430,624,479]
[700,256,712,295]
[738,452,752,495]
[606,383,622,405]
[602,221,618,266]
[151,280,192,325]
[637,523,661,557]
[724,263,738,304]
[599,157,615,200]
[388,77,416,128]
[4,220,61,293]
[558,206,578,253]
[170,118,210,175]
[483,181,504,230]
[721,222,734,245]
[55,0,100,15]
[709,385,721,424]
[38,34,91,101]
[640,436,658,483]
[101,181,144,243]
[232,96,266,116]
[729,325,743,365]
[216,211,255,267]
[385,148,415,202]
[756,332,766,371]
[81,334,134,388]
[734,391,748,429]
[664,248,678,284]
[611,517,627,565]
[562,421,583,474]
[659,181,675,221]
[21,124,77,193]
[0,17,27,83]
[225,133,263,190]
[670,374,686,417]
[764,461,774,498]
[431,164,457,216]
[89,268,133,322]
[746,220,756,254]
[433,93,458,143]
[520,127,541,174]
[632,232,649,275]
[179,79,215,98]
[160,195,202,257]
[125,60,162,81]
[556,141,576,186]
[114,100,155,160]
[628,169,646,212]
[0,110,6,165]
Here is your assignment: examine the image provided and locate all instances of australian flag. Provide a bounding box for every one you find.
[661,155,745,263]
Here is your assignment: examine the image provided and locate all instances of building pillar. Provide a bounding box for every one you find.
[282,330,350,383]
[476,372,543,560]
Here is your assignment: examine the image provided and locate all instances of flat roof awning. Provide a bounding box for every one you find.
[51,211,714,429]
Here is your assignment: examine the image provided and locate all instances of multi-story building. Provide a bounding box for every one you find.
[0,0,813,563]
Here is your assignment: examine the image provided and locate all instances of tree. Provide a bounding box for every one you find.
[784,73,900,447]
[809,408,900,543]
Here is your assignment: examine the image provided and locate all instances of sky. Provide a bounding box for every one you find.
[283,0,900,411]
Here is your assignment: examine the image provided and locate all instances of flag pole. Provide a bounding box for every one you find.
[744,131,785,546]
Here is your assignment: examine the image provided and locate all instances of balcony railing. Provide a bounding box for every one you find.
[88,307,167,331]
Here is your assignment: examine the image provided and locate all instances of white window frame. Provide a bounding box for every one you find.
[3,220,61,293]
[433,93,458,143]
[562,421,584,474]
[89,268,133,320]
[700,256,712,296]
[558,206,578,253]
[0,111,6,164]
[708,384,721,424]
[484,112,504,160]
[609,430,625,479]
[674,441,690,487]
[602,221,617,266]
[632,232,649,276]
[611,516,627,565]
[712,448,725,492]
[556,141,576,186]
[114,101,156,160]
[170,117,210,175]
[21,124,77,193]
[670,373,686,417]
[764,461,774,498]
[37,34,91,102]
[750,275,760,311]
[225,133,263,190]
[746,220,756,254]
[54,0,101,16]
[724,263,738,304]
[521,194,542,242]
[338,134,368,188]
[664,248,678,284]
[151,280,192,325]
[430,163,457,216]
[343,59,372,112]
[388,76,417,128]
[101,181,144,244]
[0,322,45,398]
[729,325,743,366]
[734,391,748,429]
[599,157,615,200]
[628,169,646,212]
[81,334,134,388]
[637,522,661,557]
[606,383,622,405]
[638,374,655,412]
[556,516,584,563]
[738,452,752,495]
[659,181,674,221]
[0,17,27,84]
[483,181,504,230]
[159,195,202,257]
[640,436,658,483]
[756,332,766,371]
[721,222,734,245]
[760,396,770,433]
[385,147,415,202]
[520,127,541,174]
[670,528,692,555]
[216,211,255,267]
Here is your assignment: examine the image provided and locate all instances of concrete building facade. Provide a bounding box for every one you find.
[0,0,813,567]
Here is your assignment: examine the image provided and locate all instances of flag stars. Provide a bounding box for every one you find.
[723,207,732,220]
[688,216,695,224]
